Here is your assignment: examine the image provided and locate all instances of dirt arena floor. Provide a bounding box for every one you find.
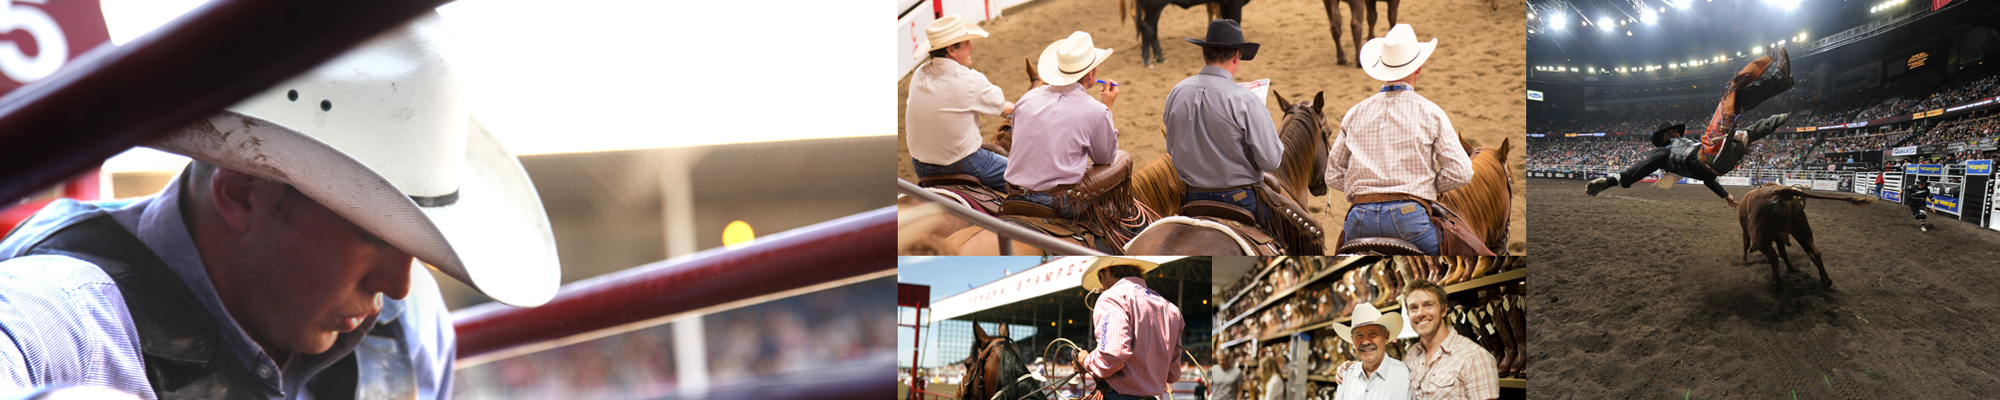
[1526,178,2000,398]
[895,0,1526,254]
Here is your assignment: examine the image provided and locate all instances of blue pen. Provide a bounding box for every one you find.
[1095,79,1120,87]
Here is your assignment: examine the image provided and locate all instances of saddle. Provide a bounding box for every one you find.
[1166,175,1325,255]
[996,150,1149,253]
[916,174,1005,216]
[1335,193,1496,256]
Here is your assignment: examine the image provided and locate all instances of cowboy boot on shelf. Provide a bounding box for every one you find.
[1451,305,1480,344]
[1470,256,1493,280]
[1368,265,1391,307]
[1491,288,1520,378]
[1508,284,1528,378]
[1443,257,1468,285]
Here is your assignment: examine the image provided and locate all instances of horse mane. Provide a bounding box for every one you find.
[1274,97,1328,199]
[991,339,1036,400]
[1132,154,1186,217]
[1435,138,1514,253]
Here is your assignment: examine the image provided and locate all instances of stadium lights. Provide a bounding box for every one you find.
[1641,11,1658,24]
[1626,31,1633,36]
[1549,14,1566,30]
[1598,18,1615,31]
[1767,0,1801,11]
[1753,47,1764,54]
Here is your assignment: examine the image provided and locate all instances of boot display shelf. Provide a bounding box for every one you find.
[1216,257,1527,394]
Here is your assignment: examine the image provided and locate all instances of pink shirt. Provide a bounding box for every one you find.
[1084,277,1185,396]
[1005,83,1119,191]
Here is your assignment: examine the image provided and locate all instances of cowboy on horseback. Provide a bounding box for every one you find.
[1327,24,1473,255]
[1586,46,1796,208]
[1163,19,1286,230]
[908,15,1016,192]
[1006,31,1123,218]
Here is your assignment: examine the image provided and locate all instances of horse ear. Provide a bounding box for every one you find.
[1273,89,1291,111]
[973,322,991,341]
[1025,58,1041,87]
[995,324,1010,338]
[1312,91,1325,115]
[1497,137,1513,158]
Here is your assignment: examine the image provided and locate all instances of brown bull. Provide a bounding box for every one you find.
[1737,183,1874,290]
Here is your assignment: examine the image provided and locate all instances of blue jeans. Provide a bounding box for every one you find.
[1344,200,1440,255]
[1184,187,1272,228]
[1013,192,1080,218]
[912,149,1008,191]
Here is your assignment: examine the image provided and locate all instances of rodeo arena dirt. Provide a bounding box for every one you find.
[896,0,1526,255]
[1524,0,2000,396]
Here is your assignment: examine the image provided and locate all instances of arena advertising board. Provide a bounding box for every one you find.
[1883,189,1901,203]
[0,0,109,92]
[928,256,1182,322]
[1968,160,1993,175]
[1813,180,1840,191]
[1780,96,2000,134]
[1929,194,1962,215]
[896,1,937,79]
[1906,164,1943,175]
[1528,90,1543,102]
[1717,176,1752,186]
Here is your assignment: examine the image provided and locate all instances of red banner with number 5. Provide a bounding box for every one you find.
[0,0,110,93]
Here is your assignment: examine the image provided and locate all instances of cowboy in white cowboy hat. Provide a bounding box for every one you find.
[1074,257,1182,400]
[1327,24,1475,255]
[908,15,1017,191]
[1163,19,1286,229]
[1329,304,1411,400]
[1004,31,1123,218]
[0,14,556,398]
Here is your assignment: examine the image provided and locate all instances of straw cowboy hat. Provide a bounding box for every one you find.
[1331,304,1403,344]
[1185,19,1259,61]
[1080,257,1158,292]
[1360,24,1437,82]
[916,15,989,60]
[144,14,560,307]
[1038,31,1114,86]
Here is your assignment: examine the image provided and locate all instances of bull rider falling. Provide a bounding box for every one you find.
[1585,46,1797,208]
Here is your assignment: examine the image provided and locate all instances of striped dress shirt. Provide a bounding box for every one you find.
[1084,277,1185,397]
[1326,82,1474,203]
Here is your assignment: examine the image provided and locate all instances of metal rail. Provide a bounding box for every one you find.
[453,206,896,363]
[896,178,1107,256]
[0,0,450,204]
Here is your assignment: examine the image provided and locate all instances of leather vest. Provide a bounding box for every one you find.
[0,201,415,399]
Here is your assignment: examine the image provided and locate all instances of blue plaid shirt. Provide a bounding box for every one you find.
[0,174,457,399]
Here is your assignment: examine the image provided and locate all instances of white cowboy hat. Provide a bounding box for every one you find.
[1038,31,1113,86]
[1331,305,1403,344]
[916,15,990,60]
[1359,24,1437,82]
[145,14,560,307]
[1080,257,1158,292]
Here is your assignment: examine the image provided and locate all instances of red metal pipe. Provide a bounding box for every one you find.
[453,206,897,360]
[0,0,451,204]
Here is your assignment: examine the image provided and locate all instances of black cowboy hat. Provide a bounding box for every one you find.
[1649,123,1686,147]
[1186,19,1260,61]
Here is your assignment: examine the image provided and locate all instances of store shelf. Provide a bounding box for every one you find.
[1444,268,1526,294]
[1219,257,1288,310]
[1499,378,1527,389]
[1308,375,1338,383]
[1217,258,1363,332]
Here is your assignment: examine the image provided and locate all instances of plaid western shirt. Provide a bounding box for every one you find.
[1326,82,1474,203]
[1084,277,1185,396]
[1405,331,1499,400]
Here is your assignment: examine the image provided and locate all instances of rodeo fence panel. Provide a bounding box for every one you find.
[896,0,937,80]
[1990,179,2000,231]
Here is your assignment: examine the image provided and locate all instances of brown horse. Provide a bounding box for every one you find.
[1119,90,1333,255]
[1321,0,1399,67]
[957,324,1038,400]
[1437,138,1514,253]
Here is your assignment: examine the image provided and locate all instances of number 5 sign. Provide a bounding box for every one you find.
[0,0,108,92]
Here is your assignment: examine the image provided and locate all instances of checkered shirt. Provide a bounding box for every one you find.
[1405,331,1499,400]
[1326,82,1474,203]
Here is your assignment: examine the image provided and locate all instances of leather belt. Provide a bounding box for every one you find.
[1350,192,1431,205]
[1188,185,1256,194]
[1008,184,1075,196]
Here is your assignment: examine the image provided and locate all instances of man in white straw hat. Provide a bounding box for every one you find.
[0,14,556,399]
[908,15,1016,192]
[1329,303,1410,400]
[1073,258,1182,400]
[1327,24,1474,255]
[1005,31,1123,218]
[1164,19,1286,230]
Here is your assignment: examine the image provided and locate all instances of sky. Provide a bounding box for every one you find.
[93,0,893,172]
[896,256,1049,368]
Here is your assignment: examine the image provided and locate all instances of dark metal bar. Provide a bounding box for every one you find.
[896,179,1107,255]
[0,0,452,204]
[452,206,896,360]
